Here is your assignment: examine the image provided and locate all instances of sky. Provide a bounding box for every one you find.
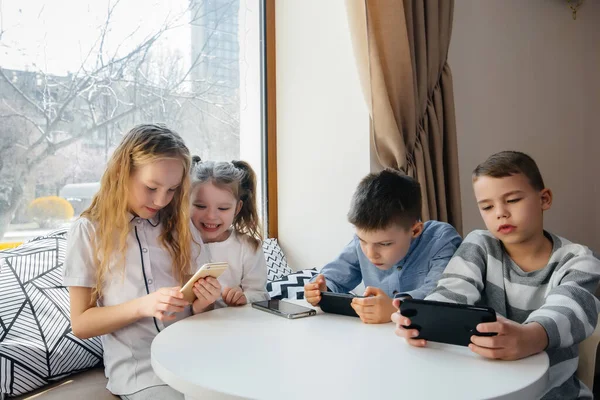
[0,0,192,75]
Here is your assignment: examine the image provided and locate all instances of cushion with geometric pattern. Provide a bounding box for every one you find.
[0,228,103,397]
[267,268,318,300]
[262,239,293,282]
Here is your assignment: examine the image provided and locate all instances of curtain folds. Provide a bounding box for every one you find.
[346,0,462,234]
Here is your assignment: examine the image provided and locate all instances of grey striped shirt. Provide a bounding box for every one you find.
[427,230,600,399]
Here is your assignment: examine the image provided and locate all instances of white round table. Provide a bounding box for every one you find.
[151,301,549,400]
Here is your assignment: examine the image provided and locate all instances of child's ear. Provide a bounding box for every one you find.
[235,200,243,216]
[540,188,552,211]
[410,221,424,238]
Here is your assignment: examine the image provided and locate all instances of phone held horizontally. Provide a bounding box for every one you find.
[318,291,364,317]
[399,298,497,347]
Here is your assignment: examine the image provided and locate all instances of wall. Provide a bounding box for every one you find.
[449,0,600,251]
[275,0,370,269]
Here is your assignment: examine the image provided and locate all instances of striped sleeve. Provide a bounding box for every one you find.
[525,253,600,350]
[426,231,489,305]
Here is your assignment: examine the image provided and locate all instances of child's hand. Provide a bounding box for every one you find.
[192,277,222,314]
[391,298,427,346]
[304,274,327,306]
[222,286,247,306]
[139,286,190,321]
[351,287,396,324]
[468,316,548,361]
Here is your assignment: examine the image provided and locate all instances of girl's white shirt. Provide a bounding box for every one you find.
[195,227,269,307]
[63,215,204,396]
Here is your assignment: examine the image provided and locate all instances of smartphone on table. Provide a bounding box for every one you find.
[252,299,317,319]
[179,262,228,303]
[399,298,497,347]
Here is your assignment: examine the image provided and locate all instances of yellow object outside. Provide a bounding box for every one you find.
[0,242,23,251]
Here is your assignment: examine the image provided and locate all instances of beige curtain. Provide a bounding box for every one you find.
[347,0,462,234]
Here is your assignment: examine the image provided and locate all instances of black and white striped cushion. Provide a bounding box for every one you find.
[0,228,102,397]
[262,239,292,281]
[267,268,318,300]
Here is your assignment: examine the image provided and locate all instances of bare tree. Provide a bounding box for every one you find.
[0,0,241,239]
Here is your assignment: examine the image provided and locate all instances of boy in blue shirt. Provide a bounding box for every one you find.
[304,169,462,324]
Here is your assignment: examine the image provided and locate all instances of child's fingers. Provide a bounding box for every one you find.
[194,283,211,300]
[232,290,244,304]
[221,287,232,303]
[156,302,186,314]
[199,279,221,298]
[393,324,419,338]
[391,312,410,326]
[314,275,327,290]
[203,277,222,291]
[391,312,411,326]
[468,343,505,360]
[161,287,185,300]
[476,321,504,335]
[226,289,238,304]
[470,334,505,349]
[362,286,381,297]
[352,296,376,306]
[392,298,401,310]
[304,289,321,300]
[393,324,424,342]
[305,293,321,306]
[351,302,374,315]
[222,287,231,298]
[405,338,427,347]
[162,295,190,307]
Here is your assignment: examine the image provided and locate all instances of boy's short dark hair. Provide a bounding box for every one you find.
[348,169,421,231]
[472,151,545,191]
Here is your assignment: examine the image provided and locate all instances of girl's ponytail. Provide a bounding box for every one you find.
[231,160,262,249]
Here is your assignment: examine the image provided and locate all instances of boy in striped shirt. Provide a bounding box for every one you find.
[392,151,600,399]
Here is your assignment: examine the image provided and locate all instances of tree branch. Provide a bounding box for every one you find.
[0,68,49,120]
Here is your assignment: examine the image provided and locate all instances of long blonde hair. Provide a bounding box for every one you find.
[82,124,192,299]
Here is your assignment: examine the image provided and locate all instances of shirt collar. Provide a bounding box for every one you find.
[128,212,160,227]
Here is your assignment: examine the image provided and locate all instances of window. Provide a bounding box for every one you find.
[0,0,267,244]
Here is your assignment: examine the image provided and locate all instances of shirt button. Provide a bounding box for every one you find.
[393,290,398,295]
[136,218,142,224]
[142,248,148,253]
[148,279,153,285]
[397,266,403,271]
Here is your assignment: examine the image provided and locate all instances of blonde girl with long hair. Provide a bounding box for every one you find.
[63,124,221,400]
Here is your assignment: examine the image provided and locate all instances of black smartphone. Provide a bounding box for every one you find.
[318,291,363,317]
[399,299,497,346]
[252,300,317,319]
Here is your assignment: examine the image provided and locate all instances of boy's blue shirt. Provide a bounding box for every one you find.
[314,220,462,299]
